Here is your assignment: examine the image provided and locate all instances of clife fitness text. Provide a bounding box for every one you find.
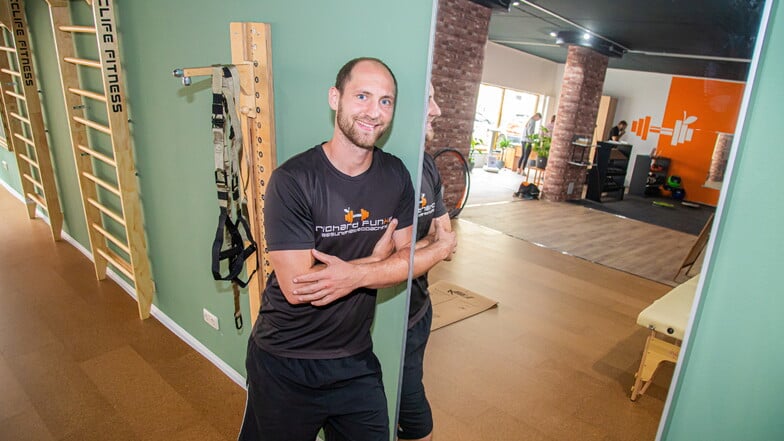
[9,0,34,87]
[97,0,123,113]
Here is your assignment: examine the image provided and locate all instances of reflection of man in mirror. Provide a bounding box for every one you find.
[238,58,456,441]
[609,120,628,141]
[397,82,454,441]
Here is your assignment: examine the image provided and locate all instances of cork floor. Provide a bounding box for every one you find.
[1,186,676,440]
[426,220,674,441]
[0,188,245,441]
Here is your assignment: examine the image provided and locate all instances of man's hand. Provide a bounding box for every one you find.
[431,218,457,261]
[291,249,367,307]
[370,218,398,261]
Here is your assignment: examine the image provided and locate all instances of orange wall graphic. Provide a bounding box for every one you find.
[631,77,745,206]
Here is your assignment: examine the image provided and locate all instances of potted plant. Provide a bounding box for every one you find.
[469,137,485,169]
[497,137,515,168]
[531,128,551,169]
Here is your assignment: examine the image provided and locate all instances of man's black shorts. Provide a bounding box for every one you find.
[238,340,388,441]
[397,303,433,440]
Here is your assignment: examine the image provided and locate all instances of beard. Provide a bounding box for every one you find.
[426,124,435,142]
[336,107,387,150]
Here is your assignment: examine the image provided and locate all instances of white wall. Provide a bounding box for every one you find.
[602,69,672,158]
[482,41,559,97]
[551,67,672,160]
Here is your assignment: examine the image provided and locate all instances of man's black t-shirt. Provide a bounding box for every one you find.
[408,153,447,328]
[252,143,415,359]
[608,125,621,140]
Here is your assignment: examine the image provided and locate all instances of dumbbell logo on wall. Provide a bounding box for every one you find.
[631,111,699,146]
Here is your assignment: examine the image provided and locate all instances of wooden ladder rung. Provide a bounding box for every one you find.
[9,111,31,125]
[26,192,47,209]
[82,171,121,197]
[96,247,134,281]
[58,25,96,34]
[73,116,111,135]
[68,87,107,103]
[13,133,36,147]
[87,197,126,226]
[0,45,16,53]
[91,222,130,255]
[17,152,39,168]
[1,68,22,78]
[22,173,44,191]
[63,56,102,69]
[0,138,7,149]
[77,144,117,167]
[4,90,26,101]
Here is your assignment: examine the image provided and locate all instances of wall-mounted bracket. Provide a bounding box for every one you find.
[173,22,276,326]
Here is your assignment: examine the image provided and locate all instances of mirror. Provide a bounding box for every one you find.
[414,1,766,440]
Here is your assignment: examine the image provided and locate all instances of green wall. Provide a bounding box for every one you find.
[23,0,91,244]
[3,0,436,433]
[0,148,22,194]
[661,1,784,439]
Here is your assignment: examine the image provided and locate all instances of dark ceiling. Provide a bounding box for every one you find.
[482,0,765,81]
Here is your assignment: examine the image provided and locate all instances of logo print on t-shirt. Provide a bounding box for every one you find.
[418,194,435,218]
[343,207,370,223]
[316,208,391,238]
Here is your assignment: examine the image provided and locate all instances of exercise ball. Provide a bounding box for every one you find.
[666,175,683,189]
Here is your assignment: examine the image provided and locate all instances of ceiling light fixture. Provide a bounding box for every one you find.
[583,32,591,40]
[524,1,630,56]
[549,31,557,37]
[555,30,624,58]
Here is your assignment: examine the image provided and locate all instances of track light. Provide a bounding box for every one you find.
[554,30,625,58]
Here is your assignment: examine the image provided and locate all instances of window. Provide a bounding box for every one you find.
[472,84,542,149]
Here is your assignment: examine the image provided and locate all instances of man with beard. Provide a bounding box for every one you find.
[238,58,456,441]
[292,83,453,441]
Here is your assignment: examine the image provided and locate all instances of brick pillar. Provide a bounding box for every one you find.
[543,45,609,201]
[427,0,491,211]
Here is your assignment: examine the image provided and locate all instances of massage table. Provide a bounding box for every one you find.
[630,275,700,401]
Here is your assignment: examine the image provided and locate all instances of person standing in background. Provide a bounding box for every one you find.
[608,120,628,141]
[517,112,541,175]
[544,114,556,134]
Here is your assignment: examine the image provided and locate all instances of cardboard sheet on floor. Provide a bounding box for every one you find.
[429,281,498,331]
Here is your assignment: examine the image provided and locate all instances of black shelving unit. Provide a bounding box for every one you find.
[585,141,632,202]
[645,156,671,196]
[568,134,593,166]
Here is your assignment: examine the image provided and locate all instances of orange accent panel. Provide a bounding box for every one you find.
[642,116,652,141]
[655,77,745,206]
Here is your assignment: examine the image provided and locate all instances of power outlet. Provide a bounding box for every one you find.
[1,160,8,171]
[203,308,220,330]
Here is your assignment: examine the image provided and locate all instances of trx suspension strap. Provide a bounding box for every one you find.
[210,66,257,330]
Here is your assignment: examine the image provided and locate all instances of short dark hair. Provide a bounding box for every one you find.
[619,120,628,126]
[335,57,397,95]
